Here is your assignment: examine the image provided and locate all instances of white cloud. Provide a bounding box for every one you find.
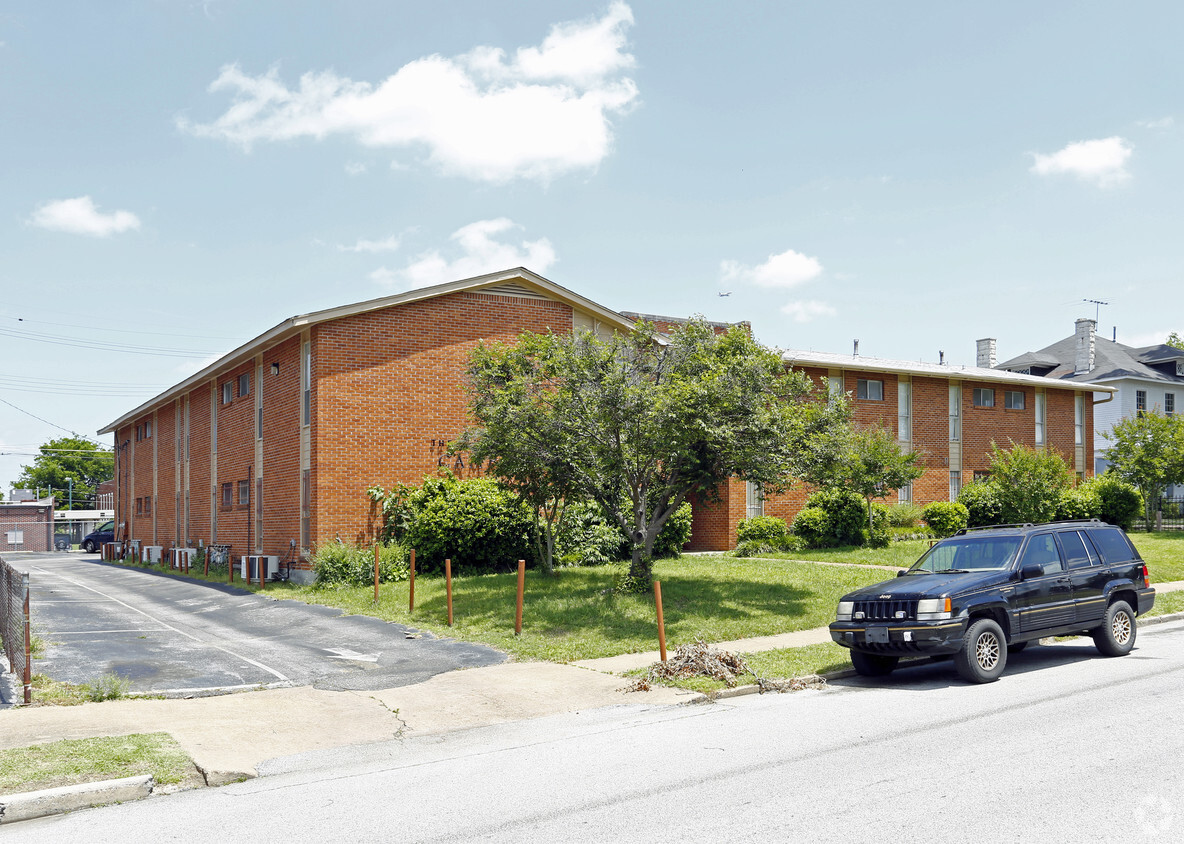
[179,2,637,183]
[780,300,836,323]
[344,161,368,175]
[371,219,556,289]
[29,196,141,237]
[338,235,401,253]
[721,248,824,289]
[1137,116,1173,130]
[1029,137,1132,187]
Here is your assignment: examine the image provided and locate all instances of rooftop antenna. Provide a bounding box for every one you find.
[1083,298,1108,322]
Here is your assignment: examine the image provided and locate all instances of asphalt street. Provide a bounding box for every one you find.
[19,552,505,695]
[13,618,1183,842]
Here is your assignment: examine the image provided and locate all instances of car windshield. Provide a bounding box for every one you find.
[908,537,1022,573]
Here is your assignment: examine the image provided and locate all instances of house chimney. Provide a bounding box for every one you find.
[853,339,860,356]
[1075,318,1096,374]
[976,338,997,369]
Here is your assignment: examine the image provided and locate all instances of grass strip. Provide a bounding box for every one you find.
[0,733,195,795]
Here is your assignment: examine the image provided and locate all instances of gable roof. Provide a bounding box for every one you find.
[998,335,1184,385]
[99,268,638,435]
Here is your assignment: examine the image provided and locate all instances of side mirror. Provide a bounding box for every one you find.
[897,570,907,577]
[1020,563,1044,580]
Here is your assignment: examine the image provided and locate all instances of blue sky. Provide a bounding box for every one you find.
[2,1,1182,494]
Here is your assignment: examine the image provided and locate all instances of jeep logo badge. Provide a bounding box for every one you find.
[878,594,892,599]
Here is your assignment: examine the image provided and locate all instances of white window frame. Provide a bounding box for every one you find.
[745,481,765,519]
[1004,390,1024,410]
[857,379,883,401]
[972,387,995,408]
[949,384,962,442]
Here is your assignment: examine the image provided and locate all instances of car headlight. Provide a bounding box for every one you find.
[916,597,952,621]
[836,601,854,621]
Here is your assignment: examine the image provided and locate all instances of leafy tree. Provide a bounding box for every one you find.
[462,319,846,587]
[1166,331,1184,351]
[14,436,114,510]
[986,441,1073,524]
[1103,410,1184,528]
[827,424,924,532]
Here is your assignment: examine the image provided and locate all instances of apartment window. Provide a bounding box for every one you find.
[1004,390,1025,410]
[144,496,152,516]
[238,479,250,506]
[221,482,232,508]
[1167,393,1176,418]
[238,372,250,398]
[222,382,232,404]
[857,379,883,401]
[973,388,995,408]
[898,481,913,504]
[745,481,765,519]
[135,497,143,515]
[973,470,991,482]
[135,424,141,442]
[949,471,961,501]
[257,407,263,440]
[897,381,912,444]
[1035,393,1046,447]
[144,420,152,438]
[1136,390,1147,416]
[1075,395,1085,446]
[1177,361,1184,376]
[302,341,312,426]
[300,469,311,549]
[827,375,843,405]
[949,385,962,442]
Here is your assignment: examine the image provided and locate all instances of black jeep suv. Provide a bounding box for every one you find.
[829,520,1155,684]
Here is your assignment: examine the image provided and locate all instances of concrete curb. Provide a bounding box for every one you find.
[0,775,154,824]
[1138,611,1184,627]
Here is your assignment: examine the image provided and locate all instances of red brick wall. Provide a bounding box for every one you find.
[0,504,53,552]
[312,290,575,550]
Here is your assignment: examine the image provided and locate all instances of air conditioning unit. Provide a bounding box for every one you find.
[173,548,196,569]
[141,545,162,564]
[240,555,280,581]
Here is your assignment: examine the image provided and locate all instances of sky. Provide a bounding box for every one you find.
[2,0,1183,495]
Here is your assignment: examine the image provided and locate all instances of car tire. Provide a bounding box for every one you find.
[850,650,899,677]
[83,540,96,553]
[955,618,1007,684]
[1092,600,1136,657]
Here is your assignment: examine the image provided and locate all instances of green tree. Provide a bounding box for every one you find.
[1166,331,1184,351]
[987,441,1073,524]
[462,319,847,586]
[14,437,114,510]
[1103,410,1184,528]
[827,423,924,532]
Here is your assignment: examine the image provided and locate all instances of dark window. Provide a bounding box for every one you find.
[1019,534,1062,574]
[1088,528,1138,565]
[238,479,250,506]
[222,382,232,404]
[257,406,263,440]
[238,373,250,398]
[1057,530,1093,569]
[135,497,143,515]
[857,379,883,401]
[1136,390,1147,416]
[1004,390,1025,410]
[221,482,232,508]
[144,496,152,515]
[1166,393,1175,418]
[973,470,991,482]
[973,388,995,407]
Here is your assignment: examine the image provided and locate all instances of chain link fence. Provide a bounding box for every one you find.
[0,555,32,704]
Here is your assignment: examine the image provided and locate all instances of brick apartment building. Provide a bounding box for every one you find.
[100,268,1111,579]
[0,498,55,553]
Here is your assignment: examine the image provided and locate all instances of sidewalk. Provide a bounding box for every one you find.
[2,579,1181,786]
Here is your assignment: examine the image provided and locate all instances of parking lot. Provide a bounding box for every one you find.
[19,552,505,695]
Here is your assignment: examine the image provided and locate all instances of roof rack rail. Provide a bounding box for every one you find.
[1044,518,1104,525]
[954,523,1034,535]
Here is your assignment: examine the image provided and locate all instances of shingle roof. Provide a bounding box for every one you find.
[998,335,1184,385]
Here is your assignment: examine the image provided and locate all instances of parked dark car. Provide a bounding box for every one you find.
[80,520,115,553]
[830,520,1155,683]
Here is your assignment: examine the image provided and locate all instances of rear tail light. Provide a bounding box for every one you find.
[1143,564,1150,589]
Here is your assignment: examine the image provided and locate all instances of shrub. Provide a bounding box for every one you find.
[805,488,867,546]
[886,502,923,528]
[556,501,623,567]
[736,516,791,548]
[790,506,831,547]
[651,502,694,559]
[1086,475,1143,530]
[1056,485,1100,521]
[313,540,409,587]
[958,481,1003,528]
[988,442,1072,524]
[405,476,535,573]
[922,501,969,537]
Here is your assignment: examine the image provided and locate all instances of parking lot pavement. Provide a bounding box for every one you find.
[21,553,505,695]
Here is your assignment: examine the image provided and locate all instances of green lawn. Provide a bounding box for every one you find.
[268,556,892,663]
[1129,532,1184,583]
[763,540,931,569]
[0,734,196,795]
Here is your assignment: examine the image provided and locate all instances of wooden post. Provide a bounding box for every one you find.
[258,555,265,591]
[374,543,380,603]
[445,558,453,627]
[408,549,416,613]
[204,549,209,577]
[23,584,32,705]
[515,559,525,635]
[229,555,235,585]
[654,580,667,662]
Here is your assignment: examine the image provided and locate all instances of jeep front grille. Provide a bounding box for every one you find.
[854,599,919,621]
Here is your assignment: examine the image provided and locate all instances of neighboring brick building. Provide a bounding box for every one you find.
[101,268,1113,574]
[0,498,55,553]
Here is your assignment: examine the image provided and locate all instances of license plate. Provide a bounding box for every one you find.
[865,626,889,644]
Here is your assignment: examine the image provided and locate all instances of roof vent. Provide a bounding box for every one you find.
[853,339,860,356]
[939,350,945,365]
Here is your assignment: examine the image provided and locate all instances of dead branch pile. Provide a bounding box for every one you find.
[650,640,750,687]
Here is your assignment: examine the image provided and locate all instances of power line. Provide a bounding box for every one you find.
[0,312,243,342]
[0,325,226,358]
[0,395,107,445]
